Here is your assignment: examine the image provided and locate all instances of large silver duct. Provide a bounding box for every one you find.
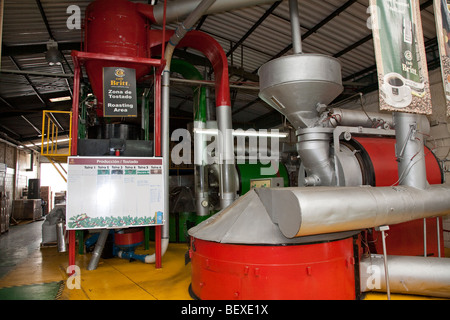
[256,185,450,238]
[360,254,450,298]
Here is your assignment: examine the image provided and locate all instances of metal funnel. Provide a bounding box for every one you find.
[258,54,343,128]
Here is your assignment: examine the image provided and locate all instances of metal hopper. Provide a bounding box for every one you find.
[258,53,344,128]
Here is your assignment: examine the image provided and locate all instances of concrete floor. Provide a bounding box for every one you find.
[0,220,192,300]
[0,219,448,300]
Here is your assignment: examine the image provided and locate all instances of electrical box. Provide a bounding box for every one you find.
[66,156,164,230]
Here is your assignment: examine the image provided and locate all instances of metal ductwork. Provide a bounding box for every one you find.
[256,185,450,238]
[360,254,450,298]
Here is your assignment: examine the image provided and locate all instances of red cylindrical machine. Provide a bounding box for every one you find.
[349,136,445,257]
[189,236,360,300]
[189,135,445,300]
[84,0,152,116]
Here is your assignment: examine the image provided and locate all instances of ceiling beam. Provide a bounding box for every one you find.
[35,0,54,40]
[268,0,358,62]
[226,1,282,58]
[9,56,46,105]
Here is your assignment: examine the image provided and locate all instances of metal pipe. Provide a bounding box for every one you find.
[378,226,391,300]
[138,0,277,25]
[289,0,302,54]
[152,0,217,262]
[257,184,450,238]
[394,112,429,190]
[360,254,450,298]
[87,229,109,270]
[328,108,394,129]
[56,219,66,253]
[296,128,335,186]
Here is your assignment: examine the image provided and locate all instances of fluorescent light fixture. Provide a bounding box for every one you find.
[45,39,63,66]
[193,128,288,138]
[49,96,72,103]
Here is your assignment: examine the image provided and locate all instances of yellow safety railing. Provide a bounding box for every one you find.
[41,110,72,182]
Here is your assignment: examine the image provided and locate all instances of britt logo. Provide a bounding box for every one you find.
[115,68,126,78]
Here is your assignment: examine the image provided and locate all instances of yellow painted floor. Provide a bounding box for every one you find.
[0,220,448,301]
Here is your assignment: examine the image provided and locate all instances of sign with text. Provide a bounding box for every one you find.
[370,0,432,114]
[66,157,164,230]
[103,67,137,117]
[434,0,450,116]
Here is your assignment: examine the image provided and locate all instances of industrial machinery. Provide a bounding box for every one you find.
[65,0,450,299]
[66,0,287,270]
[188,0,450,299]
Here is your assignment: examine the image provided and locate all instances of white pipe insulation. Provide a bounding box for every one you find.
[360,254,450,298]
[257,184,450,238]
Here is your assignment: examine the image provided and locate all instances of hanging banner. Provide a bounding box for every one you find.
[103,67,138,117]
[370,0,432,114]
[434,0,450,116]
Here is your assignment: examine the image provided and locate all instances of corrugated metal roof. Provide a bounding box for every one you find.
[0,0,444,144]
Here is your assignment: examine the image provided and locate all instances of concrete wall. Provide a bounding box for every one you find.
[0,140,40,224]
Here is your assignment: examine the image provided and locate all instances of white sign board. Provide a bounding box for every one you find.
[66,156,164,230]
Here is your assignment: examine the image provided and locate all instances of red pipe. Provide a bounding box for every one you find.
[148,29,231,107]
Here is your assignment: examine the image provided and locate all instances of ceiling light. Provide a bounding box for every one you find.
[49,96,72,103]
[45,39,63,66]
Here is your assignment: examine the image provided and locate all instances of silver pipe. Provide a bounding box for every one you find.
[379,226,391,300]
[216,105,237,208]
[56,219,66,253]
[257,184,450,238]
[87,229,109,270]
[360,254,450,298]
[150,0,277,25]
[394,112,429,190]
[155,0,217,260]
[289,0,302,54]
[296,128,335,186]
[328,108,393,129]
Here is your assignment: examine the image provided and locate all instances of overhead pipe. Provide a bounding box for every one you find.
[151,31,237,210]
[289,0,302,54]
[137,0,277,25]
[360,254,450,298]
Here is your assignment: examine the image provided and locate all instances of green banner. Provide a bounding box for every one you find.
[434,0,450,116]
[370,0,431,114]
